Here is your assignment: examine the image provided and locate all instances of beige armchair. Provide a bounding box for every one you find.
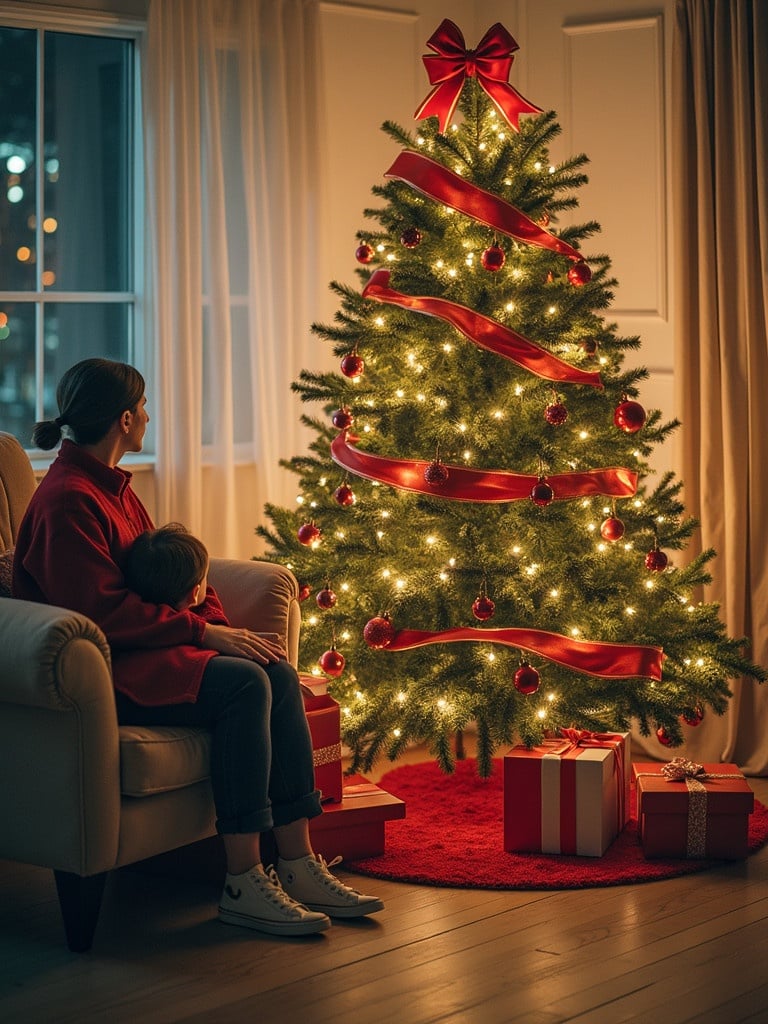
[0,431,302,951]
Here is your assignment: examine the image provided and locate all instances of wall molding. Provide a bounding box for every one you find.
[563,15,666,320]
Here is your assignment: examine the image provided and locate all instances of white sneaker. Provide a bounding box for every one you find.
[218,864,330,936]
[277,854,385,919]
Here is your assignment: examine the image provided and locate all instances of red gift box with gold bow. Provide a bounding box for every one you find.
[504,729,631,857]
[300,675,343,804]
[634,759,754,859]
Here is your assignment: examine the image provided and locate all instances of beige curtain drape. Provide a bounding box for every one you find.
[646,0,768,773]
[143,0,321,558]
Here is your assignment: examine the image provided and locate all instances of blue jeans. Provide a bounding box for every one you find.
[115,657,322,834]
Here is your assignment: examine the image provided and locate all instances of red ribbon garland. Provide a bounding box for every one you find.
[385,151,584,263]
[381,626,664,681]
[363,270,602,388]
[414,20,542,133]
[331,431,638,503]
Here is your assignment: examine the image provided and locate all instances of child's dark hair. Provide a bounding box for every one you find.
[124,523,208,607]
[32,358,145,450]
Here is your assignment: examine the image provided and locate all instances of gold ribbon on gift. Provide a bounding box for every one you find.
[638,757,745,858]
[313,742,342,768]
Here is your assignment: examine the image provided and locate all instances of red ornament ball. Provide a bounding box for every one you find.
[514,663,540,695]
[318,647,345,677]
[544,402,568,426]
[424,459,449,486]
[645,548,669,572]
[400,227,422,248]
[472,595,496,621]
[355,243,374,264]
[600,516,626,542]
[297,522,321,546]
[530,479,554,507]
[316,586,337,610]
[331,407,354,430]
[567,261,592,286]
[614,399,646,433]
[481,244,506,272]
[333,483,356,507]
[363,614,396,649]
[538,211,550,227]
[656,726,674,747]
[681,705,705,727]
[340,352,365,379]
[298,583,312,602]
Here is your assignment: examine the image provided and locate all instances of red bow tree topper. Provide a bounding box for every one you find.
[415,19,542,133]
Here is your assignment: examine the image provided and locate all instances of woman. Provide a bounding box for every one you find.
[12,358,383,936]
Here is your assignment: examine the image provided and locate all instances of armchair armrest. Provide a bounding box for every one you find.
[208,559,301,667]
[0,598,112,711]
[0,599,121,874]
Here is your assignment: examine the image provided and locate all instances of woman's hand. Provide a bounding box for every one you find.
[202,624,286,664]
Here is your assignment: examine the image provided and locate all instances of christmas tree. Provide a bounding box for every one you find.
[258,20,764,777]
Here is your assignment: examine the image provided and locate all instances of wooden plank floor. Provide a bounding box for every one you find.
[1,768,766,1024]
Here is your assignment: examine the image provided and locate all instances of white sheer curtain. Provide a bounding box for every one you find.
[143,0,322,558]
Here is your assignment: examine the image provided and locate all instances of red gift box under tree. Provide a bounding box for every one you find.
[504,730,631,857]
[634,758,754,859]
[301,679,343,804]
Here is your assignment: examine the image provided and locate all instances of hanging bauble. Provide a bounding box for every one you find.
[530,478,554,507]
[481,243,506,272]
[614,398,646,433]
[600,516,626,542]
[363,613,396,649]
[681,705,705,727]
[544,401,568,426]
[340,352,365,379]
[298,583,312,602]
[645,547,669,572]
[318,646,345,677]
[400,227,422,249]
[316,585,337,610]
[333,483,356,507]
[546,271,555,284]
[656,726,674,747]
[472,595,496,621]
[538,211,550,227]
[332,407,354,430]
[567,261,592,286]
[297,521,321,546]
[580,338,598,356]
[355,243,374,264]
[514,662,540,695]
[424,459,449,486]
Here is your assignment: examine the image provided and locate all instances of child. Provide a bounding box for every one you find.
[125,522,209,610]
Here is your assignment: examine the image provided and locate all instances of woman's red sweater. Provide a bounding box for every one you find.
[12,440,228,706]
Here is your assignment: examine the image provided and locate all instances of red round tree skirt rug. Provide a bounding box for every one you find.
[345,759,768,889]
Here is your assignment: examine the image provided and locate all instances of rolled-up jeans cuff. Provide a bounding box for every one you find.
[217,804,274,835]
[272,789,324,828]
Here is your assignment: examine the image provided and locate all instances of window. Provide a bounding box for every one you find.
[0,15,141,451]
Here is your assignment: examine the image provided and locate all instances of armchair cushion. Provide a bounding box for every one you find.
[119,724,211,797]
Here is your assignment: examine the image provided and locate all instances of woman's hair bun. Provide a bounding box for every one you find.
[31,419,63,451]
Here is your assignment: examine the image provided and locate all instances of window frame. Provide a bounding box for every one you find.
[0,1,147,464]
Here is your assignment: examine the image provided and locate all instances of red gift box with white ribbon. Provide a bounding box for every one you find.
[300,676,343,804]
[503,731,631,857]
